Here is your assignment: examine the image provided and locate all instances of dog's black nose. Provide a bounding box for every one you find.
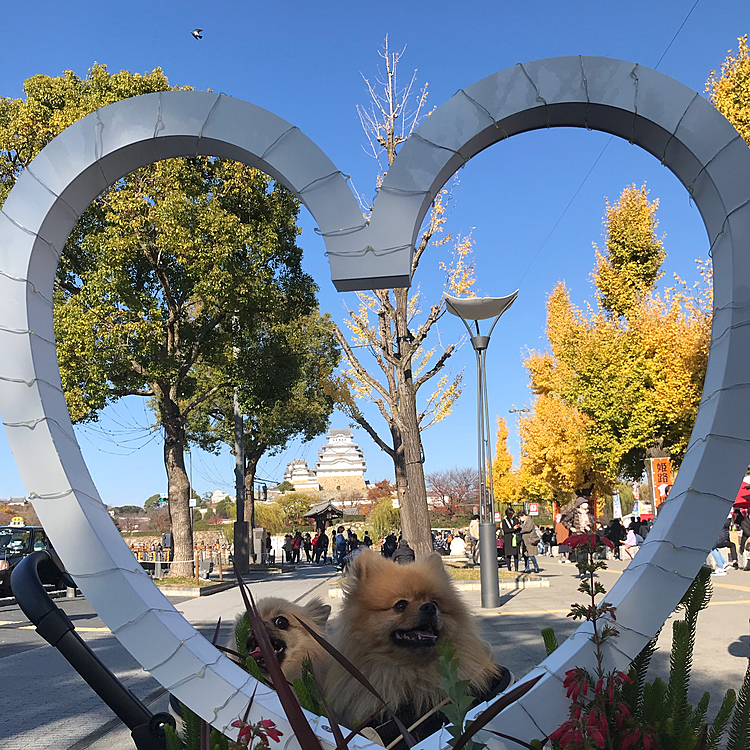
[419,602,437,616]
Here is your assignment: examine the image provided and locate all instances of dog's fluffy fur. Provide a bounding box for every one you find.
[240,596,331,683]
[325,550,505,729]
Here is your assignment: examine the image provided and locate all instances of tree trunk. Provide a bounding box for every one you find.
[162,402,193,577]
[398,384,432,557]
[243,447,264,561]
[390,426,409,511]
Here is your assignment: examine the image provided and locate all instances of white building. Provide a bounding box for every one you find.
[283,459,321,493]
[314,429,367,493]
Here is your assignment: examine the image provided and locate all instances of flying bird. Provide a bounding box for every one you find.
[192,29,203,40]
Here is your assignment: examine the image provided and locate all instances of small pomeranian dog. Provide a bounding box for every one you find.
[325,550,511,746]
[240,596,331,683]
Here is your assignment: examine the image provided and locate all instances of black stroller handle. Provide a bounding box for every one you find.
[12,551,174,750]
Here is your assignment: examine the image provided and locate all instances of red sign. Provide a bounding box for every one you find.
[528,502,539,516]
[650,457,672,512]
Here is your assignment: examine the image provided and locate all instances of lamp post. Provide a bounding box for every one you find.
[445,291,518,608]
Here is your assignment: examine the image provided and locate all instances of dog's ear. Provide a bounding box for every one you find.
[424,552,449,577]
[303,597,332,628]
[345,548,383,584]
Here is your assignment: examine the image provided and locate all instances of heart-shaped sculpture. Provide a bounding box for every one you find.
[1,57,749,749]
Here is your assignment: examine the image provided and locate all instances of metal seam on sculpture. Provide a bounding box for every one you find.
[297,170,349,195]
[707,314,750,348]
[699,382,750,406]
[69,565,149,579]
[517,63,549,127]
[686,134,744,194]
[164,652,224,692]
[197,92,224,140]
[579,56,591,131]
[0,375,62,392]
[153,92,164,138]
[685,431,750,455]
[514,700,547,739]
[142,632,201,671]
[93,111,111,190]
[259,125,299,161]
[619,561,697,582]
[410,133,466,160]
[659,487,735,509]
[0,326,58,348]
[377,184,431,197]
[325,243,411,258]
[24,166,81,223]
[2,415,77,445]
[0,209,63,257]
[629,64,639,145]
[0,270,54,307]
[211,673,275,728]
[313,222,368,237]
[661,92,700,165]
[108,605,179,632]
[638,537,710,555]
[456,88,503,132]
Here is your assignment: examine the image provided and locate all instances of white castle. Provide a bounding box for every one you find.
[283,429,367,495]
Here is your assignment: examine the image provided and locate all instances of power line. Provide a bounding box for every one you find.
[515,0,701,285]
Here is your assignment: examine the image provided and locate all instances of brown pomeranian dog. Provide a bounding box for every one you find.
[239,596,331,683]
[325,550,511,746]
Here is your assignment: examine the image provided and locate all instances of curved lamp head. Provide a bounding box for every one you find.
[444,291,519,321]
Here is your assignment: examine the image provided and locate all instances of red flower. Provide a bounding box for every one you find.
[600,536,614,550]
[643,733,653,750]
[566,534,588,549]
[259,719,283,743]
[591,728,606,748]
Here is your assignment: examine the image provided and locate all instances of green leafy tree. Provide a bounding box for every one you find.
[277,492,313,527]
[188,310,339,527]
[144,494,163,510]
[0,65,317,576]
[369,497,401,539]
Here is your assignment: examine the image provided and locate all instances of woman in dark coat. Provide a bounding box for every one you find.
[501,507,521,572]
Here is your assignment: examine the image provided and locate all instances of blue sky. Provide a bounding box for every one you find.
[0,1,747,505]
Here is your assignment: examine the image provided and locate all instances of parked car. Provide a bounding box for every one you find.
[0,520,69,597]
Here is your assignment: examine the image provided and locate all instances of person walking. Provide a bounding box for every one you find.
[334,526,347,566]
[469,514,480,564]
[362,531,373,548]
[315,529,329,564]
[501,507,521,573]
[303,532,312,563]
[518,512,541,573]
[282,534,293,563]
[292,531,303,564]
[382,532,397,558]
[392,538,416,564]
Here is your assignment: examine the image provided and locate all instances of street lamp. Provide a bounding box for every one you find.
[445,291,518,608]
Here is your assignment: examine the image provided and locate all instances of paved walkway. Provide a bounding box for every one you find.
[3,557,748,750]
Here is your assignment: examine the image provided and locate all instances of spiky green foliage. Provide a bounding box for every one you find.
[623,566,743,750]
[706,689,737,750]
[541,627,559,657]
[727,657,750,750]
[234,612,262,680]
[182,703,202,750]
[165,723,183,750]
[624,629,660,715]
[437,639,485,750]
[292,658,327,716]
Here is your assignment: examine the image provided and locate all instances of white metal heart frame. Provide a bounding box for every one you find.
[1,57,749,749]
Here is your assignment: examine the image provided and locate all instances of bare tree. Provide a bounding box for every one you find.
[426,468,479,520]
[334,39,475,556]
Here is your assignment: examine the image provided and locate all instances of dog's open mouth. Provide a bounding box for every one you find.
[247,636,286,667]
[391,626,439,650]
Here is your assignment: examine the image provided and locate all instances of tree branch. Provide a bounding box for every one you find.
[183,382,232,419]
[414,344,455,391]
[333,323,394,404]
